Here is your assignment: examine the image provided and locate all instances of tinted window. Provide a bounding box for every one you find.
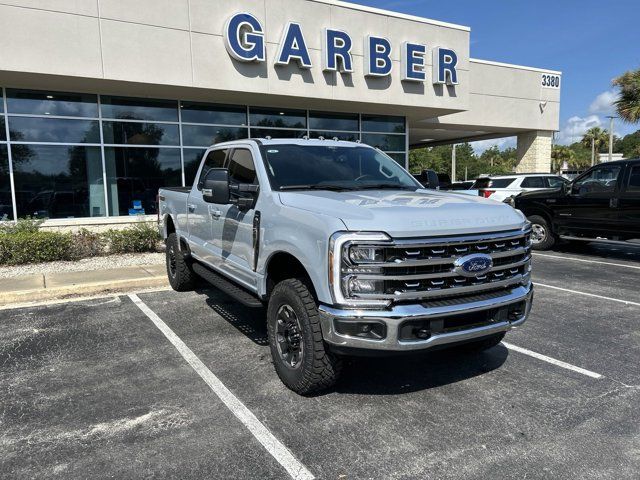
[102,121,179,146]
[180,102,247,125]
[521,176,546,188]
[472,178,515,189]
[182,125,247,147]
[0,145,12,220]
[627,166,640,192]
[547,176,567,188]
[6,89,98,117]
[198,149,227,189]
[184,148,207,187]
[250,107,306,129]
[101,96,178,122]
[309,111,358,131]
[0,117,5,142]
[361,133,405,152]
[361,115,405,133]
[250,128,306,139]
[8,117,100,143]
[573,165,622,195]
[228,149,257,184]
[308,131,358,142]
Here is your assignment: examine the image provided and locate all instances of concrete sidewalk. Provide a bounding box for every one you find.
[0,264,168,307]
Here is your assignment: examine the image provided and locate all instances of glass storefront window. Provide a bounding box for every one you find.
[6,89,99,117]
[101,96,178,122]
[8,117,100,144]
[0,117,5,142]
[103,121,179,146]
[309,111,358,131]
[250,107,306,129]
[250,128,307,139]
[104,147,182,216]
[0,145,12,220]
[181,102,247,126]
[182,125,248,147]
[361,115,405,134]
[184,148,207,187]
[361,133,405,152]
[12,145,105,219]
[385,152,407,167]
[309,131,359,141]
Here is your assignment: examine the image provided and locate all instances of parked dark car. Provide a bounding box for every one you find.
[514,159,640,250]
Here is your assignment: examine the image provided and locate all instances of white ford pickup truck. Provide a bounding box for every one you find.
[159,139,533,394]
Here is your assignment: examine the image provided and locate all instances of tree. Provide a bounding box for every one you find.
[581,127,609,164]
[551,145,574,172]
[613,68,640,123]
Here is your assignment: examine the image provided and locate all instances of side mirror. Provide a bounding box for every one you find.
[202,168,230,204]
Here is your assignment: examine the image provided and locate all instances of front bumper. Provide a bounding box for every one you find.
[318,283,533,352]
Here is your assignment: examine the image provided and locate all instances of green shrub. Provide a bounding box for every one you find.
[103,222,161,254]
[0,216,44,235]
[0,231,74,265]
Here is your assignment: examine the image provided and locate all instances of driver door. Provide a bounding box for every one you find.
[556,164,623,237]
[213,147,260,290]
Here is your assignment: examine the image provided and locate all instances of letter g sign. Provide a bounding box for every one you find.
[224,13,266,62]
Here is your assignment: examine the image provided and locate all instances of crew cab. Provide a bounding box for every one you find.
[159,139,533,394]
[514,158,640,250]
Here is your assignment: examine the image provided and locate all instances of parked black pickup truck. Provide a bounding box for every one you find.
[514,158,640,250]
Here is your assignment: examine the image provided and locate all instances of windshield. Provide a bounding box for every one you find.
[260,144,420,191]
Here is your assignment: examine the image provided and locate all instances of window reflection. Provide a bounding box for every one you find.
[181,102,247,125]
[250,107,306,129]
[12,145,105,219]
[9,117,100,144]
[251,128,306,139]
[309,111,358,131]
[101,96,178,122]
[182,125,247,147]
[6,89,99,117]
[184,148,207,187]
[309,131,359,141]
[0,145,13,220]
[103,121,179,146]
[361,115,405,133]
[104,147,181,216]
[0,118,5,142]
[361,133,405,151]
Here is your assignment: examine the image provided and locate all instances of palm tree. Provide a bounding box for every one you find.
[581,127,609,165]
[613,68,640,123]
[551,145,574,173]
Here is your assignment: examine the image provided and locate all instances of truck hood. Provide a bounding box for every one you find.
[278,189,527,237]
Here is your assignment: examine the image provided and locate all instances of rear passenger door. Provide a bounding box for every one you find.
[212,147,260,289]
[187,148,227,263]
[618,164,640,239]
[520,176,547,192]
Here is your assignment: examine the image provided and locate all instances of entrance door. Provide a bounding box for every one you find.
[618,164,640,239]
[555,163,623,237]
[213,147,260,290]
[187,148,227,264]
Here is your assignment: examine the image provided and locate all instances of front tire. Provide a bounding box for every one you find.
[528,215,556,250]
[166,233,196,291]
[267,278,342,395]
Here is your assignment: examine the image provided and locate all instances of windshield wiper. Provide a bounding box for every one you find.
[279,184,355,192]
[353,183,417,191]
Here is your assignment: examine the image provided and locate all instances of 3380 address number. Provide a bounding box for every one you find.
[541,74,561,89]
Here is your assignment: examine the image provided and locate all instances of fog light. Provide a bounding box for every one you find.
[349,246,383,263]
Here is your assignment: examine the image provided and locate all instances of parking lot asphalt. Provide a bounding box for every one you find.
[2,243,639,479]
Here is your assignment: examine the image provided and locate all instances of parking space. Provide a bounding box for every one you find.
[2,244,639,479]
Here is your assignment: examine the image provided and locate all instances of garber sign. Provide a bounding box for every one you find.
[223,13,459,86]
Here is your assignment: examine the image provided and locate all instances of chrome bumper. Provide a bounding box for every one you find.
[318,283,533,352]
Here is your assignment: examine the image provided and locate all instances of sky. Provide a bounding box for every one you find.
[352,0,640,152]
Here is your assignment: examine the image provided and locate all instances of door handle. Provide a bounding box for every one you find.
[187,203,196,213]
[210,208,222,219]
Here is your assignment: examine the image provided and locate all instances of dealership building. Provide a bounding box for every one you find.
[0,0,561,225]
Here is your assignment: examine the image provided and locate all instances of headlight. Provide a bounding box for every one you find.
[329,232,391,308]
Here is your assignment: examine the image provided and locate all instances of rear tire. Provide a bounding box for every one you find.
[166,233,196,291]
[267,278,342,395]
[528,215,556,250]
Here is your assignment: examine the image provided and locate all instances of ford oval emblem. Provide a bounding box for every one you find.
[453,254,493,277]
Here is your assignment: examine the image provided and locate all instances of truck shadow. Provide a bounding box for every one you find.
[552,241,640,263]
[196,286,509,396]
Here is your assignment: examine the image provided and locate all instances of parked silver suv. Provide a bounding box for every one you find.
[159,139,533,394]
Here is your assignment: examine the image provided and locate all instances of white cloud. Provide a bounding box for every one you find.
[556,115,601,145]
[471,137,516,154]
[589,90,617,115]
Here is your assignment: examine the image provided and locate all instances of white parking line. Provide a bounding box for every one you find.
[502,341,603,379]
[128,294,314,480]
[534,282,640,307]
[533,252,640,270]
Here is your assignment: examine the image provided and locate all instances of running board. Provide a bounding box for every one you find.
[192,262,264,308]
[560,235,640,247]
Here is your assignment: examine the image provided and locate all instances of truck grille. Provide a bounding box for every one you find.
[343,229,532,302]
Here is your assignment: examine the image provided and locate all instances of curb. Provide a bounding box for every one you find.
[0,276,169,307]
